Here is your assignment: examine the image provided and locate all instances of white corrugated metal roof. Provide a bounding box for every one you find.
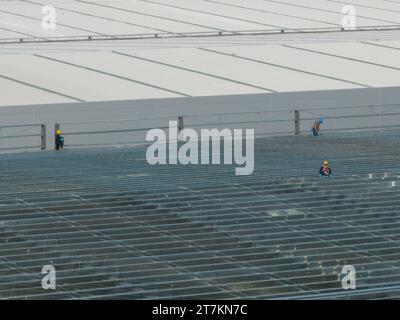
[0,0,399,41]
[2,38,400,106]
[0,0,399,107]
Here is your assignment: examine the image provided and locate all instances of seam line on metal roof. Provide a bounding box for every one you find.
[23,0,175,34]
[203,0,340,27]
[263,0,400,25]
[0,8,105,36]
[112,50,277,93]
[362,41,400,51]
[0,73,85,102]
[282,44,400,72]
[75,0,226,32]
[138,0,281,29]
[34,54,192,97]
[326,0,400,14]
[199,47,372,88]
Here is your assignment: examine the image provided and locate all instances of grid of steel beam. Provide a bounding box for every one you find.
[1,129,400,299]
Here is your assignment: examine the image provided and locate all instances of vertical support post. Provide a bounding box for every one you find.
[41,124,46,151]
[178,116,184,133]
[294,110,300,135]
[178,116,184,141]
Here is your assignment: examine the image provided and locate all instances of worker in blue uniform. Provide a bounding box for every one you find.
[55,129,64,151]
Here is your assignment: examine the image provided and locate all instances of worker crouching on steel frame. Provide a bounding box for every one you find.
[311,118,323,136]
[319,160,332,177]
[55,130,64,151]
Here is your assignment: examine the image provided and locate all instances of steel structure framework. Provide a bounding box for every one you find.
[1,129,400,299]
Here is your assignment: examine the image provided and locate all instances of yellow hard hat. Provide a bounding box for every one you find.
[56,130,62,135]
[323,160,329,166]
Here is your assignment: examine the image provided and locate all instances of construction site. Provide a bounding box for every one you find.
[1,0,400,300]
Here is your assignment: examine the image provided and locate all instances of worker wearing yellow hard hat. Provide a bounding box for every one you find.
[55,129,64,151]
[320,160,332,177]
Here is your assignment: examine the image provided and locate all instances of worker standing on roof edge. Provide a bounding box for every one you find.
[320,160,332,177]
[55,129,64,151]
[311,118,323,136]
